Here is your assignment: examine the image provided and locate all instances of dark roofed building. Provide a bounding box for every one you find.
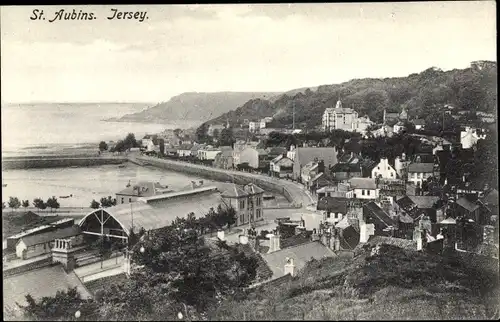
[395,195,440,223]
[330,162,362,181]
[365,235,418,251]
[317,197,349,220]
[339,225,360,250]
[363,201,396,236]
[116,181,173,205]
[412,153,435,164]
[221,183,265,227]
[454,196,491,225]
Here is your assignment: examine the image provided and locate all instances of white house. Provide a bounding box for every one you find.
[371,158,397,179]
[239,147,268,169]
[460,126,487,149]
[354,116,374,134]
[407,163,435,187]
[393,121,406,134]
[146,140,160,153]
[412,119,425,130]
[141,135,157,150]
[322,100,359,132]
[264,116,273,123]
[259,120,267,129]
[346,178,379,200]
[394,153,410,178]
[249,122,257,133]
[197,147,222,160]
[177,144,193,157]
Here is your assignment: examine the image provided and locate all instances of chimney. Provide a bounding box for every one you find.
[413,227,423,251]
[284,258,295,276]
[191,181,196,190]
[268,233,281,253]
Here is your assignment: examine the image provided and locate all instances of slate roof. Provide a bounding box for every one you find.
[385,112,399,120]
[407,162,435,173]
[349,177,377,190]
[19,225,81,247]
[295,147,338,167]
[221,183,265,198]
[412,153,435,164]
[317,197,349,213]
[364,201,395,228]
[3,264,92,317]
[483,189,499,206]
[366,236,418,251]
[330,162,361,173]
[261,241,334,278]
[340,225,360,250]
[271,154,284,163]
[267,147,287,156]
[408,196,440,209]
[456,197,481,212]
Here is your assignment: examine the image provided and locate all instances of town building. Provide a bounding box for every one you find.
[141,134,158,150]
[394,153,410,179]
[221,183,265,227]
[16,225,82,260]
[213,146,234,170]
[330,163,362,182]
[346,177,379,200]
[363,201,397,237]
[116,181,173,205]
[80,186,225,242]
[249,122,258,133]
[197,146,222,161]
[270,154,294,178]
[287,144,297,162]
[393,121,406,134]
[239,147,269,169]
[383,109,400,125]
[317,196,349,225]
[233,141,259,166]
[354,115,374,134]
[412,119,426,130]
[460,126,487,149]
[292,147,337,180]
[300,160,324,189]
[371,158,397,179]
[407,162,435,187]
[177,144,194,158]
[322,100,360,132]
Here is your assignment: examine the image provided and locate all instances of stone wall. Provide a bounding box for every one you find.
[3,257,53,277]
[2,157,126,170]
[137,156,297,204]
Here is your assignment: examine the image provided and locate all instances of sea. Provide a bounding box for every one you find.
[1,102,211,207]
[0,102,199,155]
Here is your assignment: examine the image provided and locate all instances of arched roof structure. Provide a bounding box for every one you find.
[78,186,225,240]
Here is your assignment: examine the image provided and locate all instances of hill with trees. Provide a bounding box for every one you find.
[207,61,497,128]
[114,92,281,123]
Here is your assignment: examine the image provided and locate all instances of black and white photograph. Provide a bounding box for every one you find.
[1,2,498,320]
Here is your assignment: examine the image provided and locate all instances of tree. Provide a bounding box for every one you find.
[22,199,30,209]
[100,196,116,208]
[173,128,183,137]
[33,198,45,211]
[46,196,60,212]
[196,122,210,143]
[219,127,236,147]
[8,196,21,212]
[99,141,108,151]
[90,199,100,209]
[124,133,138,149]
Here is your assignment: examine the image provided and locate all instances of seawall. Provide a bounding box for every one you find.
[1,156,127,170]
[135,156,304,206]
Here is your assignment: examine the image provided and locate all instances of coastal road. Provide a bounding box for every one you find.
[134,155,315,209]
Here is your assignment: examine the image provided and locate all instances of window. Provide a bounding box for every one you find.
[390,172,394,177]
[256,209,261,218]
[121,198,124,204]
[129,198,132,203]
[239,200,245,209]
[240,214,244,224]
[327,212,331,219]
[367,190,371,195]
[362,190,365,196]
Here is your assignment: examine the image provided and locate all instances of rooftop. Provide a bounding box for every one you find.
[116,181,168,197]
[364,201,395,228]
[3,264,92,317]
[407,162,435,173]
[295,147,338,167]
[221,183,265,199]
[80,187,224,232]
[19,225,81,247]
[317,196,349,213]
[261,241,334,278]
[349,177,377,190]
[456,197,481,212]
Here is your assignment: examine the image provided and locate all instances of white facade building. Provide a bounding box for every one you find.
[460,126,487,149]
[249,122,257,133]
[371,158,397,179]
[322,100,359,132]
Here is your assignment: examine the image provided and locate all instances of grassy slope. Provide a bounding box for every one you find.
[213,244,500,320]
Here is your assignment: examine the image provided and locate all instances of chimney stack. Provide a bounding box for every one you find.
[284,258,295,276]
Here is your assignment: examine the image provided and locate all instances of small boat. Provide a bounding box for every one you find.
[118,164,126,168]
[71,166,78,168]
[59,194,73,199]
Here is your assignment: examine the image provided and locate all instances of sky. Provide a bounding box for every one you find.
[1,2,496,103]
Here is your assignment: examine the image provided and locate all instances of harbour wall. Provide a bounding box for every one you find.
[1,157,127,170]
[136,156,299,205]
